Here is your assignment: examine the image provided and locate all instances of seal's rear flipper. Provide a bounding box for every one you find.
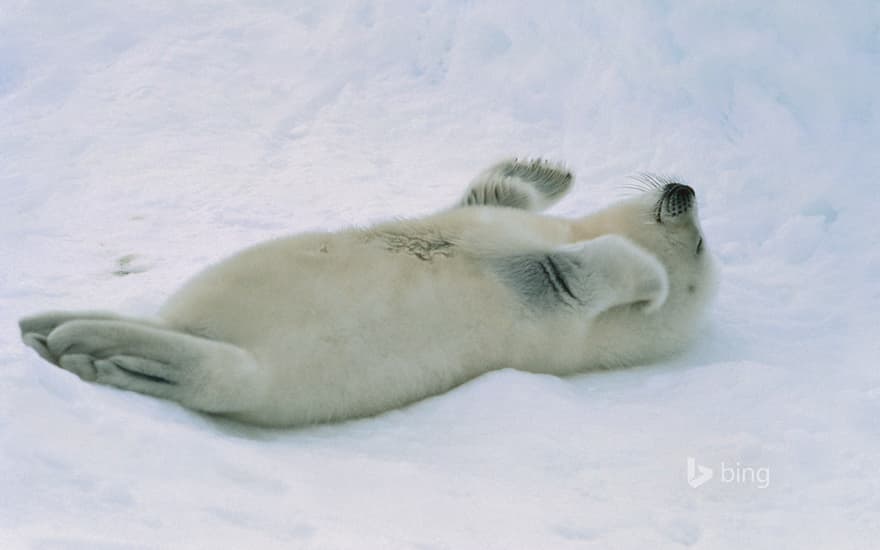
[460,158,573,211]
[20,311,163,364]
[27,318,261,415]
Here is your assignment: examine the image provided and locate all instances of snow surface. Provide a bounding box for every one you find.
[2,1,879,548]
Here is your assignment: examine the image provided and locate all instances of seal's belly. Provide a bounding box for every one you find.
[159,229,518,374]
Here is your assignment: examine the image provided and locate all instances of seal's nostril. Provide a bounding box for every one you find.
[664,183,695,198]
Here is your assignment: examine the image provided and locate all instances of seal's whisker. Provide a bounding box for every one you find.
[619,183,652,194]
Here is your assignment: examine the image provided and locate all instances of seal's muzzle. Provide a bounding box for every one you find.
[657,183,695,222]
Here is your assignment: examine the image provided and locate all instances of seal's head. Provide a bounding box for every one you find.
[578,176,718,318]
[635,176,717,314]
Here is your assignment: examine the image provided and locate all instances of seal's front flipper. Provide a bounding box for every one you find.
[460,158,573,211]
[493,235,669,315]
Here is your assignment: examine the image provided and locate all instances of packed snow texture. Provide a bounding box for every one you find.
[2,1,879,548]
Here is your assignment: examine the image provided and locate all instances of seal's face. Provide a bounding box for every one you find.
[651,182,705,257]
[643,180,716,309]
[593,179,717,313]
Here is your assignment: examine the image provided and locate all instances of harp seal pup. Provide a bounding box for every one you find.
[19,159,717,427]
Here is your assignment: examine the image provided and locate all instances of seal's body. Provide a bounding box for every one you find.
[20,160,717,426]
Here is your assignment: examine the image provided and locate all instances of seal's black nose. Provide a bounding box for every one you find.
[661,183,696,218]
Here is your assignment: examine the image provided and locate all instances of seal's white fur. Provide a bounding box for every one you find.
[20,160,717,426]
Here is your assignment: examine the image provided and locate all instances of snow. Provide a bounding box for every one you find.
[2,1,879,548]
